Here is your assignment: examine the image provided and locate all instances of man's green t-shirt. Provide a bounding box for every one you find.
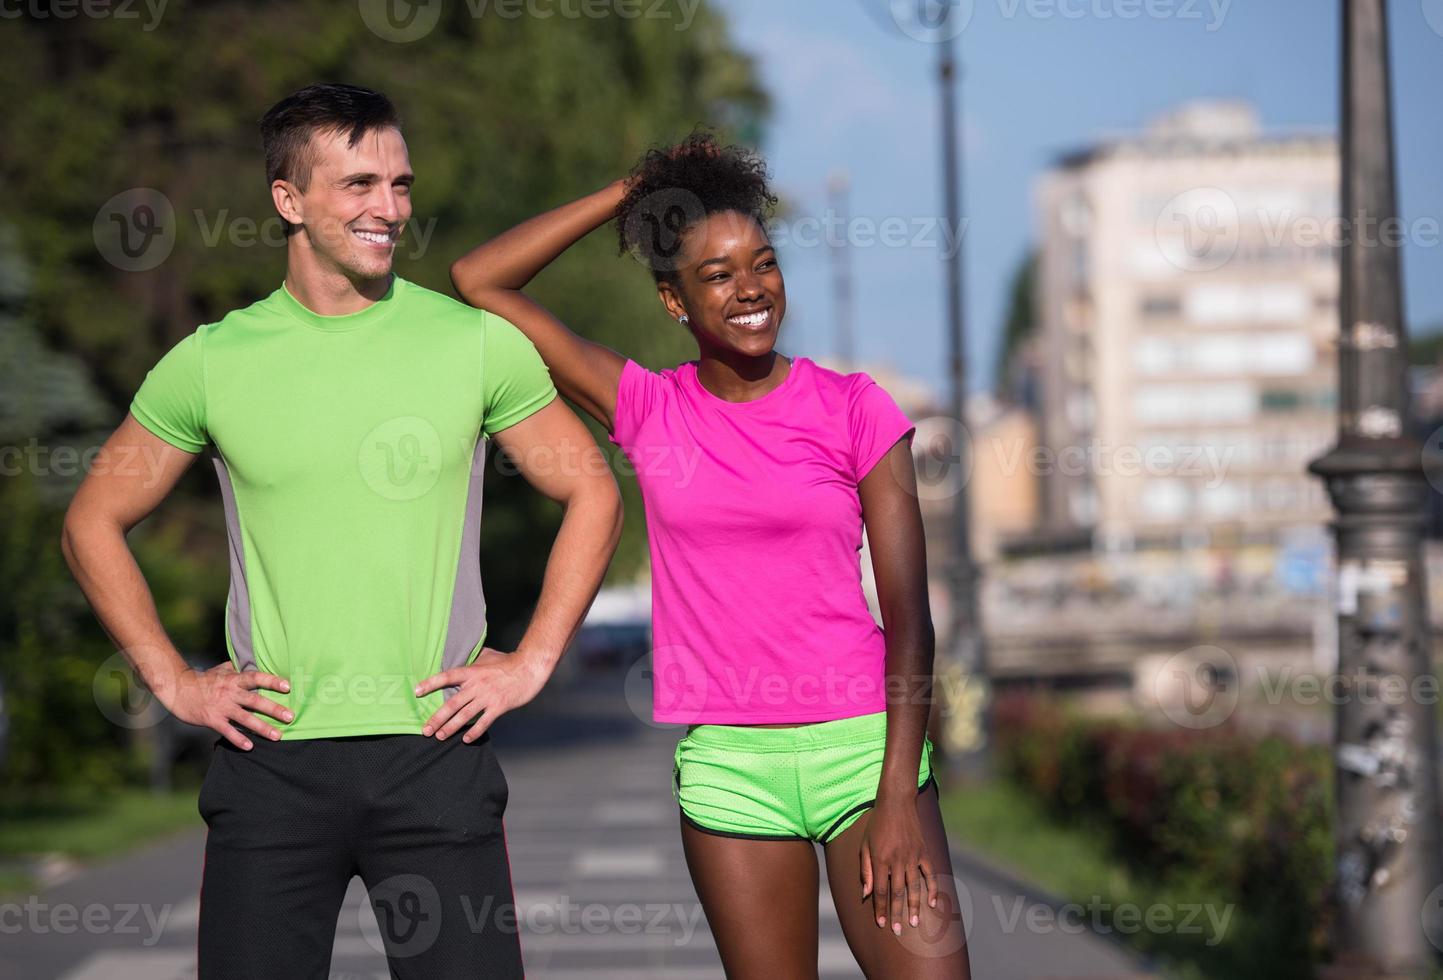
[129,275,557,739]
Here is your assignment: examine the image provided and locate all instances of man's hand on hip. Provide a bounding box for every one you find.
[414,648,551,742]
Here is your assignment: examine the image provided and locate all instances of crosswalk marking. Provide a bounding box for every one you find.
[571,846,666,878]
[58,725,872,979]
[592,800,669,824]
[161,896,199,933]
[41,700,1160,980]
[56,952,197,980]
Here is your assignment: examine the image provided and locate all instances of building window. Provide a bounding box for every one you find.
[1259,389,1303,412]
[1140,479,1190,521]
[1068,485,1098,525]
[1140,294,1182,318]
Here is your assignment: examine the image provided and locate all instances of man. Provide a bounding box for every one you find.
[60,83,623,979]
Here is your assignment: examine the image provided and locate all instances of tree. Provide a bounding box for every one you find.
[995,249,1037,402]
[0,2,772,785]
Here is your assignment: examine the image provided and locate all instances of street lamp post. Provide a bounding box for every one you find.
[1308,1,1443,973]
[932,1,990,777]
[828,171,855,370]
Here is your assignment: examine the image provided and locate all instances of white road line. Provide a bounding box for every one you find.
[572,847,665,877]
[59,951,196,980]
[592,800,670,825]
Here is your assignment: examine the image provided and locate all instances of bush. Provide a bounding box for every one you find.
[992,689,1334,978]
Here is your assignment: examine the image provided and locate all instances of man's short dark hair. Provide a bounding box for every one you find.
[260,83,402,191]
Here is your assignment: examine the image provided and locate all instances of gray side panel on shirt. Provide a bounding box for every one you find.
[211,453,256,673]
[439,436,489,701]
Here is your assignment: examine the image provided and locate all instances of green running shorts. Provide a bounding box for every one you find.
[673,710,936,844]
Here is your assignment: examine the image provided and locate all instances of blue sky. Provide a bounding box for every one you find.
[714,0,1443,396]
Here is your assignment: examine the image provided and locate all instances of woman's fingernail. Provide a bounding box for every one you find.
[911,914,919,927]
[892,922,901,936]
[876,916,885,928]
[422,727,432,736]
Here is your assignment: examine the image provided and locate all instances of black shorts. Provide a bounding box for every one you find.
[196,730,521,979]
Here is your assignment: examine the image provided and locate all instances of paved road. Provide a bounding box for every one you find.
[2,681,1158,979]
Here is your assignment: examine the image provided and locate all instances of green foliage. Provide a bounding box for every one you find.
[0,2,769,790]
[0,202,247,792]
[0,784,205,875]
[1411,324,1443,367]
[992,691,1335,979]
[996,249,1036,394]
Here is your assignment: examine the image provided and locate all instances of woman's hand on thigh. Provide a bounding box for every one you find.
[861,796,938,934]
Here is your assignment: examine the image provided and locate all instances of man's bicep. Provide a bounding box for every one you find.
[68,414,202,530]
[475,292,624,429]
[489,398,614,504]
[480,314,561,437]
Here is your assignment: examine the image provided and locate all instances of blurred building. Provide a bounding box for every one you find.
[1028,101,1339,552]
[960,392,1041,562]
[1410,359,1443,538]
[814,359,1038,558]
[814,355,951,570]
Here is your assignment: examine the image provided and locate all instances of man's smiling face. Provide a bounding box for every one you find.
[279,125,414,282]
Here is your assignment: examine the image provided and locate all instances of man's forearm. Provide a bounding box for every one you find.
[61,514,192,699]
[513,483,623,677]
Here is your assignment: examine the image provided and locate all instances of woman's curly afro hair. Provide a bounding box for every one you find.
[616,131,778,283]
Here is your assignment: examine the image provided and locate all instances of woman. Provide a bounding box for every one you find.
[451,134,971,978]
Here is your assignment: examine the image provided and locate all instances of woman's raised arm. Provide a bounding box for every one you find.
[450,180,631,431]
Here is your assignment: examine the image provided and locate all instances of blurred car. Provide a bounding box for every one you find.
[573,621,653,672]
[564,584,653,675]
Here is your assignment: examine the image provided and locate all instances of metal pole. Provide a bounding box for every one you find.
[828,171,855,369]
[1308,1,1442,973]
[934,3,990,777]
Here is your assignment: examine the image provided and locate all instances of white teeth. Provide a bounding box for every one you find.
[728,310,769,327]
[354,230,392,245]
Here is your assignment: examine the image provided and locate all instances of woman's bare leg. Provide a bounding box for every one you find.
[823,783,972,979]
[680,817,821,979]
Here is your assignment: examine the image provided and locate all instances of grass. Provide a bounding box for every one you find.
[0,868,35,898]
[0,783,203,899]
[943,775,1140,901]
[941,778,1268,980]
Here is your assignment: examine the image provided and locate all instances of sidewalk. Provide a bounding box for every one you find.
[1,685,1159,979]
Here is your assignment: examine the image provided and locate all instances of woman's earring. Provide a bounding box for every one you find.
[678,315,690,327]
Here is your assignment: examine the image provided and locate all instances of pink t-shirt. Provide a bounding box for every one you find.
[608,354,916,724]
